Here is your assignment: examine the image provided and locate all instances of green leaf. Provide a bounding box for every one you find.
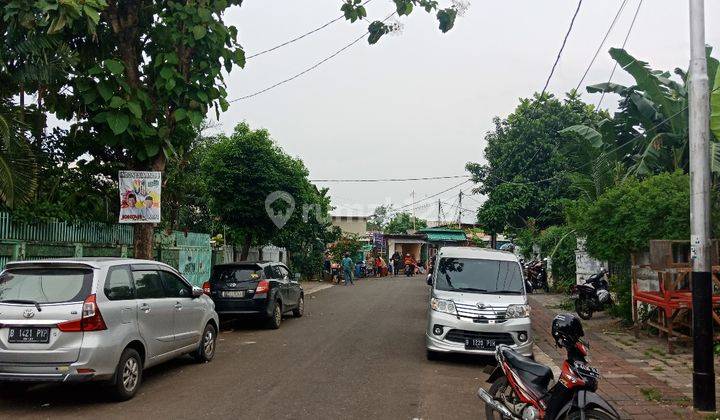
[711,65,720,140]
[126,101,142,119]
[192,25,207,40]
[165,78,176,91]
[586,82,628,95]
[560,125,603,148]
[188,110,203,126]
[103,59,125,75]
[84,5,100,24]
[165,52,179,65]
[97,82,113,101]
[173,108,187,122]
[198,7,212,21]
[197,91,209,102]
[160,66,173,80]
[145,142,160,158]
[437,8,457,33]
[711,142,720,174]
[219,98,229,112]
[109,96,126,109]
[107,111,130,135]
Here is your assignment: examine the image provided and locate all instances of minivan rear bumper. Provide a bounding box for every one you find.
[0,370,94,383]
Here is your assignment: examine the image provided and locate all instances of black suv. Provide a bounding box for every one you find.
[205,261,304,329]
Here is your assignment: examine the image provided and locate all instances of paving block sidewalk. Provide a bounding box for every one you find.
[529,294,704,419]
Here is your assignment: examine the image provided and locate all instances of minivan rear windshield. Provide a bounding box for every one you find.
[435,257,524,294]
[0,268,93,304]
[211,266,263,282]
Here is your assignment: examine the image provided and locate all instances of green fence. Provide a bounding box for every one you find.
[0,212,215,286]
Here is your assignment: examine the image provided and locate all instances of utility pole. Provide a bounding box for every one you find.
[457,191,463,227]
[438,199,442,227]
[411,190,416,231]
[688,0,715,411]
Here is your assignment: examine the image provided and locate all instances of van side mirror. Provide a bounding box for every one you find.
[192,287,204,298]
[426,275,433,286]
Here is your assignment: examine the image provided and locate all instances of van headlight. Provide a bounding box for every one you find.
[431,297,457,315]
[506,304,530,319]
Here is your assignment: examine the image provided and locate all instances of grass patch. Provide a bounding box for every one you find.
[640,387,663,402]
[652,366,664,372]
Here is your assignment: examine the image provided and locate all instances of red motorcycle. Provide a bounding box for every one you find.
[478,314,619,419]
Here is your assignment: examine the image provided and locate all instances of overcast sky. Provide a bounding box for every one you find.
[216,0,719,223]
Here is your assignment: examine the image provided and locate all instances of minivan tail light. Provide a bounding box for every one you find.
[57,294,107,332]
[202,281,211,295]
[255,280,270,294]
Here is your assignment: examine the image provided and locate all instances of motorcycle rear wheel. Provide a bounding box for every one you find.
[484,377,519,420]
[567,407,616,420]
[575,298,594,320]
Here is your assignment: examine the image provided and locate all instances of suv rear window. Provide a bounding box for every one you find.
[0,268,94,304]
[211,265,263,282]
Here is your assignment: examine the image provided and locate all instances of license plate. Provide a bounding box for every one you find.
[8,327,51,344]
[222,290,245,298]
[465,338,496,350]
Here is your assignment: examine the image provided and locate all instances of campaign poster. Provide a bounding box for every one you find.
[118,171,161,223]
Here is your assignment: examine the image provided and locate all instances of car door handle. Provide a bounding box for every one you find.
[174,302,183,310]
[140,303,151,313]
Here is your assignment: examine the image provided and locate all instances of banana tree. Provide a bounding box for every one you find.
[562,47,720,193]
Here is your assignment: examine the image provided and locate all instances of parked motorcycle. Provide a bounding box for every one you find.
[572,268,612,320]
[524,259,549,293]
[479,313,620,420]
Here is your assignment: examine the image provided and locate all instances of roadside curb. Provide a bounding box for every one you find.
[533,344,560,378]
[304,283,333,296]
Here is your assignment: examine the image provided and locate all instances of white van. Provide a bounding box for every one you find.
[425,247,532,359]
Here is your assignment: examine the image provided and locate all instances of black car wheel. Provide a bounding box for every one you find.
[266,300,282,329]
[192,323,217,363]
[110,348,142,401]
[292,295,304,317]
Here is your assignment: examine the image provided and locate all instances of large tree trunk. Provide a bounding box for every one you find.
[133,223,155,259]
[240,235,252,261]
[132,153,166,259]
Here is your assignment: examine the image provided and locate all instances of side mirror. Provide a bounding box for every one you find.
[192,286,204,298]
[426,275,433,286]
[294,273,301,281]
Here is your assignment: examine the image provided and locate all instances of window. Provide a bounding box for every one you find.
[212,265,264,282]
[104,266,134,301]
[133,271,164,299]
[160,271,191,298]
[0,268,93,303]
[435,258,524,294]
[264,266,275,279]
[276,265,290,279]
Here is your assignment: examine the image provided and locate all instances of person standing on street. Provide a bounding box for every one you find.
[341,252,355,286]
[391,251,401,275]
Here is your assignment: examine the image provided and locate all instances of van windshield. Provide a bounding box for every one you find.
[0,268,94,304]
[435,257,523,294]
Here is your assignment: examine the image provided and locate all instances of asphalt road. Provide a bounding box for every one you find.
[0,277,493,419]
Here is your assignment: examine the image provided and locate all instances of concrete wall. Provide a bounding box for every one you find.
[245,245,287,264]
[575,238,607,284]
[386,239,424,262]
[632,250,660,292]
[331,216,368,236]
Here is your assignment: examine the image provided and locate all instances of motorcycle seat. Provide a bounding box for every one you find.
[501,347,554,396]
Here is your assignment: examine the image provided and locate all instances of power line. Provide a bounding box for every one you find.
[598,0,644,109]
[311,175,470,183]
[540,0,584,97]
[390,179,472,213]
[229,11,396,102]
[575,0,630,91]
[245,0,374,60]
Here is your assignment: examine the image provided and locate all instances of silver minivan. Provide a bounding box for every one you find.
[425,247,532,359]
[0,258,219,400]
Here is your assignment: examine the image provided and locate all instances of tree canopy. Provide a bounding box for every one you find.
[385,212,427,234]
